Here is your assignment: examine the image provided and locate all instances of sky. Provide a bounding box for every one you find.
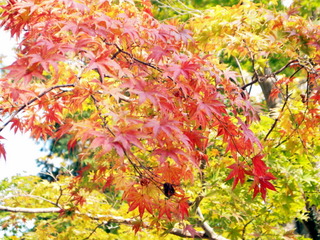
[0,28,44,180]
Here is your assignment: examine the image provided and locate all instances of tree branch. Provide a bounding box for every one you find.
[241,76,258,90]
[0,83,75,133]
[196,206,228,240]
[93,213,223,239]
[0,205,61,213]
[1,193,61,208]
[273,60,299,75]
[264,93,290,141]
[0,205,229,239]
[241,60,299,91]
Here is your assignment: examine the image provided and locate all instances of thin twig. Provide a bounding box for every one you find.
[90,95,115,137]
[113,44,161,71]
[55,185,64,207]
[83,222,104,240]
[273,60,299,75]
[152,0,202,18]
[266,65,305,144]
[264,93,291,141]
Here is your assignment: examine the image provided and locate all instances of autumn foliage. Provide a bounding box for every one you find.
[0,0,319,238]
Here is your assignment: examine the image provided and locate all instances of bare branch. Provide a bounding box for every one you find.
[241,76,258,90]
[0,205,61,213]
[196,206,229,240]
[169,228,206,238]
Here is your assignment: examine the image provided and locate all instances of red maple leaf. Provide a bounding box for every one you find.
[251,174,277,200]
[178,198,189,219]
[124,187,154,218]
[225,162,250,189]
[252,154,269,176]
[251,154,277,199]
[147,46,173,62]
[269,88,281,101]
[0,141,6,161]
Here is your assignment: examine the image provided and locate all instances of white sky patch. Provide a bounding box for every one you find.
[0,128,44,180]
[282,0,293,8]
[0,28,18,67]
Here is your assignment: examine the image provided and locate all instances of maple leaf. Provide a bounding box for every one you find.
[251,154,277,199]
[0,139,6,161]
[144,118,192,149]
[216,118,239,150]
[54,122,73,139]
[89,135,113,154]
[184,225,202,238]
[166,59,199,80]
[8,87,33,103]
[178,28,193,44]
[72,194,86,206]
[237,118,262,150]
[62,0,89,12]
[269,88,281,101]
[308,40,320,51]
[178,198,189,219]
[158,199,174,220]
[4,59,45,84]
[153,148,188,165]
[67,138,78,151]
[120,17,140,42]
[113,126,145,151]
[225,162,250,189]
[252,154,269,176]
[102,175,114,191]
[132,221,143,234]
[10,118,23,134]
[223,68,239,82]
[130,84,166,106]
[183,130,208,151]
[251,174,277,200]
[155,162,193,185]
[147,46,173,62]
[124,187,154,218]
[87,51,123,78]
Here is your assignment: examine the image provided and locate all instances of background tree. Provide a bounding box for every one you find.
[0,0,319,239]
